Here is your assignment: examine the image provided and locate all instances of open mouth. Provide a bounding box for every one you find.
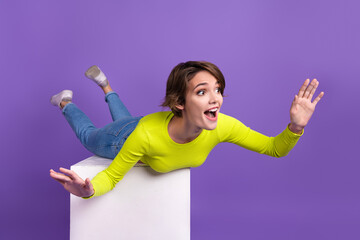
[204,107,218,120]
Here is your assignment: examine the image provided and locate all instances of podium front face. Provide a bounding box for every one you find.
[70,156,190,240]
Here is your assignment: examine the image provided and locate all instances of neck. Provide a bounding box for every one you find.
[168,115,202,144]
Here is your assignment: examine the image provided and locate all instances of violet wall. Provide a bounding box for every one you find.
[1,0,359,239]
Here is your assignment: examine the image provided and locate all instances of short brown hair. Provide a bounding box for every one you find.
[161,61,225,117]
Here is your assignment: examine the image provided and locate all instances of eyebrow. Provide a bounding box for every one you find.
[193,82,208,90]
[193,81,220,91]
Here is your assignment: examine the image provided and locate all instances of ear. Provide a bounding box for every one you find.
[175,104,184,110]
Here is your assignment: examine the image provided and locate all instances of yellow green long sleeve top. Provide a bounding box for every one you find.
[90,112,302,197]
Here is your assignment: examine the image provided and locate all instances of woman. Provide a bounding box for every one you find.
[50,61,324,198]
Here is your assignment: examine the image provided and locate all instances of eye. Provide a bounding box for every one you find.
[215,88,221,94]
[197,90,205,96]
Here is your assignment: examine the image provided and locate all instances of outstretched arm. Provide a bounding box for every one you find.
[288,79,324,134]
[50,168,94,198]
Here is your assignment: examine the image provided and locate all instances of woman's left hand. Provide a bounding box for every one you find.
[289,79,324,134]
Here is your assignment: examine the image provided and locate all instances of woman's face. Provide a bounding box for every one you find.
[178,71,223,131]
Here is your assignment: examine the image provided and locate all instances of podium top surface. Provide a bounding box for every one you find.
[72,155,149,167]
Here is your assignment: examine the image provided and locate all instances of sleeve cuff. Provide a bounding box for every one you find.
[286,124,304,136]
[82,189,95,199]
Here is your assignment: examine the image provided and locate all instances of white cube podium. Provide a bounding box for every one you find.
[70,155,190,240]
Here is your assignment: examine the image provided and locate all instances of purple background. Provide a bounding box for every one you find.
[1,0,359,239]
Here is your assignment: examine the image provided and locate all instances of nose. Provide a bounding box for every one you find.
[208,91,219,105]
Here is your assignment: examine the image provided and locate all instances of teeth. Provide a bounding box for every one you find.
[209,108,218,112]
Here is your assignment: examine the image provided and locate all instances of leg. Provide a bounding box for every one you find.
[62,102,141,159]
[85,65,132,121]
[62,103,97,149]
[105,91,131,121]
[51,91,93,146]
[62,103,117,158]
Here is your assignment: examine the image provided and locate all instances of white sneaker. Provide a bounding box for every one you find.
[50,90,73,108]
[85,65,108,87]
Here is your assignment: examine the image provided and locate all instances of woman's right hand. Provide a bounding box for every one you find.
[50,168,94,198]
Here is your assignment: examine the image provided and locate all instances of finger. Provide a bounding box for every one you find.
[50,169,70,179]
[304,79,317,99]
[297,79,310,97]
[50,171,72,183]
[294,94,298,103]
[85,178,95,196]
[312,91,324,106]
[85,178,93,190]
[59,167,79,180]
[50,175,66,186]
[50,169,61,175]
[290,95,297,108]
[85,178,91,186]
[308,80,319,100]
[290,95,299,113]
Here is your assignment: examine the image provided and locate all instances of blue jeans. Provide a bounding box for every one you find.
[62,91,142,159]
